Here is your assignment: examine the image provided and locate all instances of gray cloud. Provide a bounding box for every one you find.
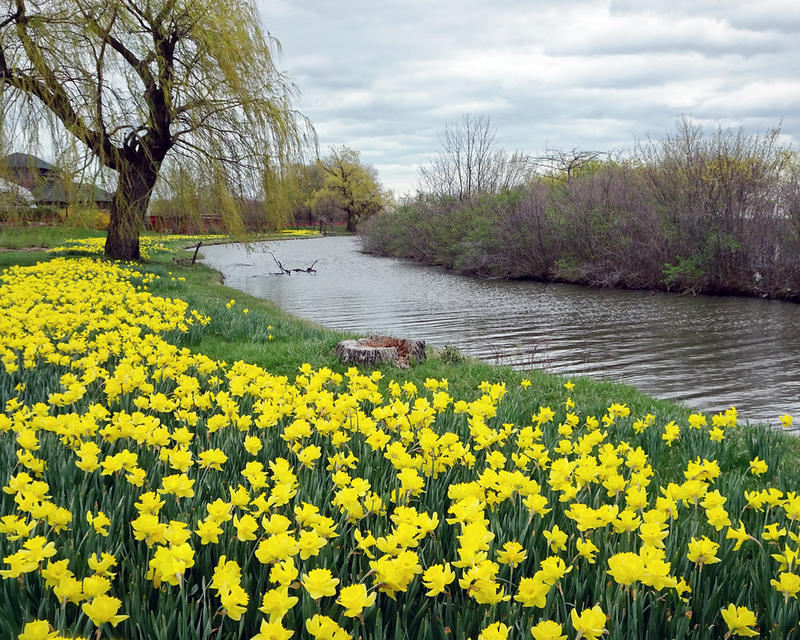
[258,0,800,196]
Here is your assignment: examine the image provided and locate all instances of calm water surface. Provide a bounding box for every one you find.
[201,236,799,427]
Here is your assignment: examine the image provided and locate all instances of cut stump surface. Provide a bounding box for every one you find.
[335,335,426,368]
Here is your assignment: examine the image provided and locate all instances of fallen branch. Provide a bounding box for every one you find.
[266,252,317,275]
[266,251,291,275]
[292,260,318,274]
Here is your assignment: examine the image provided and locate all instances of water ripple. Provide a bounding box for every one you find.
[203,237,800,428]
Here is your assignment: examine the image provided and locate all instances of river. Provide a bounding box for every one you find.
[200,236,799,428]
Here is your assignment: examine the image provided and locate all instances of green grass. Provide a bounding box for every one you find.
[0,249,56,269]
[144,258,676,401]
[0,224,105,249]
[0,224,329,255]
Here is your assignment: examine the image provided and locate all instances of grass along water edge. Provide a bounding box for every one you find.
[0,240,798,640]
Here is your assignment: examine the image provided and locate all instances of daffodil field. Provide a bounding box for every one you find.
[45,229,321,261]
[0,258,798,640]
[46,235,228,260]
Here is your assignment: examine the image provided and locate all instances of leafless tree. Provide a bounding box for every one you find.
[418,114,533,201]
[536,147,606,180]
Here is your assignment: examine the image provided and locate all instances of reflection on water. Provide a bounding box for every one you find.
[201,236,800,427]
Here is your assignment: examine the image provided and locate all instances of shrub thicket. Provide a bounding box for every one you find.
[361,122,800,299]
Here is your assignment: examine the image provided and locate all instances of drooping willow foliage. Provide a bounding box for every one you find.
[0,0,312,259]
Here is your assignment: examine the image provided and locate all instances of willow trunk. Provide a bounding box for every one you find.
[104,157,161,260]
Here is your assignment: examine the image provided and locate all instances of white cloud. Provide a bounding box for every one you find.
[257,0,800,196]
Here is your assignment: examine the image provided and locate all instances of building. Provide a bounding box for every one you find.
[31,181,113,209]
[0,152,113,210]
[0,177,35,208]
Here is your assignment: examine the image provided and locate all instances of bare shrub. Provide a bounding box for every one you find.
[637,117,795,294]
[418,115,534,203]
[456,182,555,278]
[549,164,666,288]
[362,118,800,300]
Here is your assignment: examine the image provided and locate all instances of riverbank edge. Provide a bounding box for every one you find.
[358,240,800,304]
[0,224,350,253]
[2,241,798,475]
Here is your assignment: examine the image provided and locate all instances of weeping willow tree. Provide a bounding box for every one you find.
[0,0,310,259]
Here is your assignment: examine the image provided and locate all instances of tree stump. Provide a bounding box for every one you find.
[335,335,426,368]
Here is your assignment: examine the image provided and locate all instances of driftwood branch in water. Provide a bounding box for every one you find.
[266,252,317,275]
[266,251,291,275]
[292,260,318,274]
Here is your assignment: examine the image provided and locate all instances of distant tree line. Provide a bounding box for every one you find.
[361,116,800,300]
[150,145,390,233]
[283,146,392,232]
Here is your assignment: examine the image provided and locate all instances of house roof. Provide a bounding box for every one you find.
[88,185,114,203]
[1,152,113,204]
[31,181,113,204]
[1,152,57,172]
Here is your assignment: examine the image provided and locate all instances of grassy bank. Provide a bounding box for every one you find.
[139,253,800,470]
[0,239,798,640]
[0,236,700,423]
[0,225,322,253]
[0,225,105,249]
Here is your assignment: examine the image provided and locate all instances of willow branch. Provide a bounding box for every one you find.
[4,0,122,169]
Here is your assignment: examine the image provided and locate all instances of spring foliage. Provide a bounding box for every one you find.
[363,120,800,299]
[0,258,798,639]
[0,0,308,259]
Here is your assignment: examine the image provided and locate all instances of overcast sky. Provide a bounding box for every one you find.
[256,0,800,196]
